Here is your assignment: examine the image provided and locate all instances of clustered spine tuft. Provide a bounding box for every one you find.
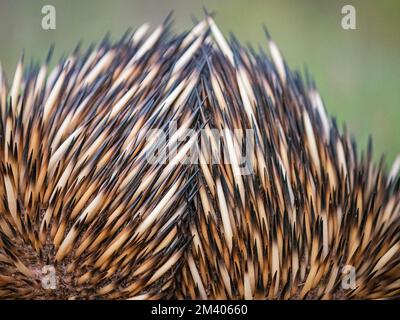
[0,14,399,299]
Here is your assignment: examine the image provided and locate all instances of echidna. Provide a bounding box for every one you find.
[0,15,399,300]
[0,15,203,299]
[176,17,400,300]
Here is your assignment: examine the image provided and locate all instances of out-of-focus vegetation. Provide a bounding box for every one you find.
[0,0,399,164]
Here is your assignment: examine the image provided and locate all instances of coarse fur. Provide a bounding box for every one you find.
[0,15,201,299]
[0,15,399,299]
[176,17,400,300]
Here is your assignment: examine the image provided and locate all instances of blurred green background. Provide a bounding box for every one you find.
[0,0,399,165]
